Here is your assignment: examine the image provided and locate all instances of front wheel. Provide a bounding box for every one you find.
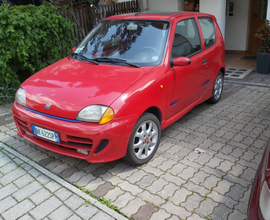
[207,71,224,104]
[123,113,161,166]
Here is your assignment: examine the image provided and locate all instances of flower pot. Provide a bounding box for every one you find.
[257,52,270,74]
[184,2,195,11]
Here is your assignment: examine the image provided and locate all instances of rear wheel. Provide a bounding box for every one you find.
[207,71,224,104]
[123,113,161,166]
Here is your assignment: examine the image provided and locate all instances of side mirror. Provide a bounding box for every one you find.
[172,57,191,66]
[71,47,76,53]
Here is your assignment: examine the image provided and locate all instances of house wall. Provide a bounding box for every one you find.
[199,0,226,39]
[140,0,184,11]
[225,0,250,51]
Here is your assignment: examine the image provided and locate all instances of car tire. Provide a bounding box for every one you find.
[123,113,161,166]
[207,71,224,104]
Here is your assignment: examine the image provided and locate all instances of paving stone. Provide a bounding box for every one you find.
[64,195,85,210]
[178,166,196,180]
[92,182,114,197]
[116,166,138,180]
[29,188,52,205]
[137,173,158,189]
[104,186,125,203]
[13,181,43,202]
[13,173,35,188]
[157,159,177,171]
[55,187,73,201]
[85,178,104,191]
[228,209,247,220]
[18,214,34,220]
[0,196,17,213]
[59,167,80,178]
[208,191,238,208]
[76,173,96,187]
[201,174,220,190]
[170,187,192,205]
[131,203,158,220]
[181,193,204,212]
[51,163,71,174]
[161,201,191,219]
[137,190,165,206]
[107,162,130,175]
[148,208,171,220]
[226,183,246,201]
[234,201,248,215]
[214,179,234,195]
[38,157,56,167]
[148,156,167,167]
[45,180,61,193]
[118,180,143,196]
[211,203,232,220]
[189,170,210,185]
[66,170,88,183]
[48,205,73,220]
[194,197,218,218]
[36,174,51,185]
[186,214,205,220]
[146,178,168,194]
[0,161,17,174]
[75,205,99,220]
[126,170,147,184]
[0,183,18,200]
[120,197,145,217]
[111,192,134,209]
[67,214,82,220]
[2,199,35,220]
[229,164,246,177]
[30,196,62,219]
[240,167,256,181]
[28,168,41,178]
[169,163,187,176]
[160,172,186,186]
[157,182,179,199]
[0,167,26,185]
[184,181,210,197]
[91,211,115,220]
[142,164,165,177]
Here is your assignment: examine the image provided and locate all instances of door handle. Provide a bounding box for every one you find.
[203,59,207,64]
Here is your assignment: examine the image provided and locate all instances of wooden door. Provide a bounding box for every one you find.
[248,0,268,53]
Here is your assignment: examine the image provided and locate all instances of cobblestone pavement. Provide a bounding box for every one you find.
[0,141,127,220]
[1,82,270,220]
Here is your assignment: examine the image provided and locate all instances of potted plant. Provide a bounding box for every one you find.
[255,20,270,74]
[184,0,195,11]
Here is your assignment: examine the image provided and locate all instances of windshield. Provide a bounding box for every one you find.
[73,20,170,67]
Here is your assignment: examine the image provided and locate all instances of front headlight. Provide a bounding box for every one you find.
[76,105,114,124]
[15,88,26,106]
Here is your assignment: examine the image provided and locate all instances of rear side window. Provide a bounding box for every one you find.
[171,18,201,58]
[198,17,216,48]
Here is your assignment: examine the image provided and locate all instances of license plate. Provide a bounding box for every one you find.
[32,125,60,143]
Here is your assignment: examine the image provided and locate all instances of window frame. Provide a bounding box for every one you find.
[198,16,217,49]
[170,17,203,62]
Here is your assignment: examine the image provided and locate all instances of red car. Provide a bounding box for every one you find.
[13,12,225,166]
[248,137,270,220]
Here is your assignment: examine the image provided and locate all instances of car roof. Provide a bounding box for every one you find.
[103,11,213,21]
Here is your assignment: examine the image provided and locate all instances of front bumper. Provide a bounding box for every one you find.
[12,101,138,163]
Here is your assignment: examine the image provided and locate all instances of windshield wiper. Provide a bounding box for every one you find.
[93,57,140,68]
[80,55,99,65]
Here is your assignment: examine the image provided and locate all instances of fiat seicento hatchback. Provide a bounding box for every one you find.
[13,12,225,166]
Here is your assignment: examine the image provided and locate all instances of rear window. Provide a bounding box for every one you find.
[198,17,216,48]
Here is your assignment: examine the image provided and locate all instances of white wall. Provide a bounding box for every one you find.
[224,0,250,51]
[140,0,184,11]
[199,0,226,39]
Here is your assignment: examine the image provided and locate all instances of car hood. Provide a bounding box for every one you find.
[22,57,153,119]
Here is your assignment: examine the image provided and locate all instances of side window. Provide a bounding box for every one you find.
[198,17,216,48]
[171,18,201,59]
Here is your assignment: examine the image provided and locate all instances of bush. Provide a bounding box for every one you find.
[0,3,75,91]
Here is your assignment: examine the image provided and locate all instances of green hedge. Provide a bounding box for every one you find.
[0,3,75,91]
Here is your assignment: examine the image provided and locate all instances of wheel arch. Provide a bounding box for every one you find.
[144,106,162,123]
[220,67,225,76]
